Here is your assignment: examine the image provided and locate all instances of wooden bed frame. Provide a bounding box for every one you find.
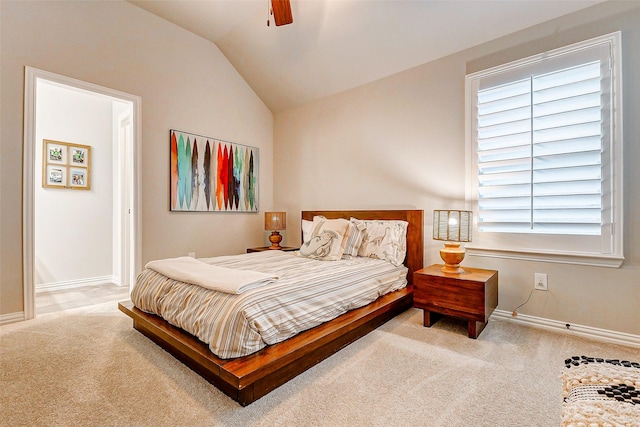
[119,209,423,406]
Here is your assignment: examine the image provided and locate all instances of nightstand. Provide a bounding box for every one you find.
[413,264,498,338]
[246,246,298,253]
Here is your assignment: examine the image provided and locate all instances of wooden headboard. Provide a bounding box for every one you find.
[301,210,424,286]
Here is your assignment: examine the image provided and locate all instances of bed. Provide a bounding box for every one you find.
[119,209,423,406]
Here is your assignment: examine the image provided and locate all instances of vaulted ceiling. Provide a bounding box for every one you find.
[130,0,604,113]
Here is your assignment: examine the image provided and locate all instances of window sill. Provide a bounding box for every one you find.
[466,246,624,268]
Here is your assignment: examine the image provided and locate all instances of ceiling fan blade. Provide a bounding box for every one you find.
[272,0,293,26]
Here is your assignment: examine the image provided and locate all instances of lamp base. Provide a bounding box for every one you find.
[268,231,283,250]
[440,242,466,274]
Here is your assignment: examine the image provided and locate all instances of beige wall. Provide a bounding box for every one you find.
[274,2,640,335]
[0,1,274,316]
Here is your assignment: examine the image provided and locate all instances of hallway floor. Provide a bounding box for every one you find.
[36,284,130,315]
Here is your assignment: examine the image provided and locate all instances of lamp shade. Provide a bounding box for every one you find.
[433,210,472,242]
[265,212,286,231]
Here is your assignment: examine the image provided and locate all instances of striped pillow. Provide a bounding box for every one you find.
[342,218,367,258]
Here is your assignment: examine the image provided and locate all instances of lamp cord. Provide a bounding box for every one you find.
[511,288,535,317]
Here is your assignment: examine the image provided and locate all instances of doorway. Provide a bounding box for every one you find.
[23,67,142,319]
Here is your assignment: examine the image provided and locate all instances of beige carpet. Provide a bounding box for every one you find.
[1,302,638,427]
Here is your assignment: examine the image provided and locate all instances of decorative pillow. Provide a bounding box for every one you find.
[356,219,408,266]
[341,218,366,258]
[302,216,336,242]
[299,217,350,261]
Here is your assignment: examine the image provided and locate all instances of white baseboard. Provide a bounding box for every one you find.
[0,311,25,326]
[491,309,640,348]
[35,275,119,293]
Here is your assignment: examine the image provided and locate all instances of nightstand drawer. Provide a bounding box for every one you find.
[414,275,486,317]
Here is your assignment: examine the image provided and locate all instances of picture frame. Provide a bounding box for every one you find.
[45,164,67,187]
[69,167,89,189]
[70,146,90,167]
[169,129,259,212]
[45,141,67,165]
[42,139,91,190]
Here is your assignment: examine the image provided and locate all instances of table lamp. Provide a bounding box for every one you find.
[433,210,472,274]
[265,211,286,249]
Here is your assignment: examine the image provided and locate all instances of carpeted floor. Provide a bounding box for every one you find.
[1,301,638,427]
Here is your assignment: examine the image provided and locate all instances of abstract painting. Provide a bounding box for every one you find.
[170,129,258,212]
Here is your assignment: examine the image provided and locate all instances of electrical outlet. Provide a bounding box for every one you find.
[534,273,548,291]
[188,252,196,258]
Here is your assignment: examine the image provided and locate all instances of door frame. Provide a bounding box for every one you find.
[116,109,135,287]
[22,66,142,319]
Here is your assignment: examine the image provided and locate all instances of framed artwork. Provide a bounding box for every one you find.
[70,146,89,166]
[44,164,67,187]
[42,140,91,190]
[69,167,89,188]
[170,129,258,212]
[46,141,67,165]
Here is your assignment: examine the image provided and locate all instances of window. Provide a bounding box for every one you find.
[465,32,623,267]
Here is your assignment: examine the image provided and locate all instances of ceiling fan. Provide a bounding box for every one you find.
[268,0,293,26]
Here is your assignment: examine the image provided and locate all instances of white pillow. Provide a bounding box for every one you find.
[356,219,408,266]
[301,219,314,242]
[299,217,350,261]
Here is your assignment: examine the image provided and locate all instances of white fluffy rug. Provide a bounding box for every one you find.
[561,356,640,426]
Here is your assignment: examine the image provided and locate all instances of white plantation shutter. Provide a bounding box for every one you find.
[466,32,623,265]
[476,78,533,232]
[532,62,604,234]
[477,60,606,234]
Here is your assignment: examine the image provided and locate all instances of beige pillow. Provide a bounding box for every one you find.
[357,220,408,266]
[299,217,350,261]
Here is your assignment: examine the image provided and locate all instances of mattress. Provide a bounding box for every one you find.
[131,250,408,359]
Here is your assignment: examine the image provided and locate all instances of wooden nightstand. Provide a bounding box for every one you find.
[413,264,498,338]
[246,246,298,253]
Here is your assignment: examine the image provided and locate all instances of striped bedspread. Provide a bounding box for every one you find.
[131,250,408,359]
